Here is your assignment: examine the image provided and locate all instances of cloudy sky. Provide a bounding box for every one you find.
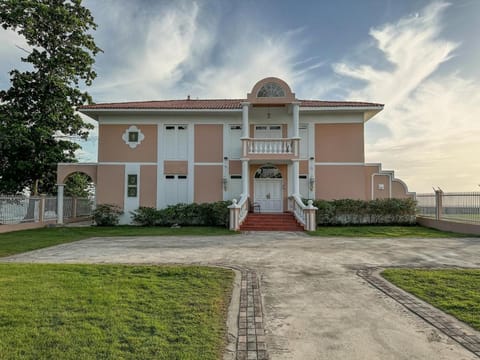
[1,0,479,192]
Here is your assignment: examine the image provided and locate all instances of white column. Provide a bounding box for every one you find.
[292,160,300,195]
[241,159,249,196]
[292,102,300,138]
[57,184,64,224]
[241,102,249,138]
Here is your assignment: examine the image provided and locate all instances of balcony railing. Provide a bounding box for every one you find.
[242,138,299,158]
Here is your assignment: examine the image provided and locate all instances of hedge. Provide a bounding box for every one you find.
[131,201,231,227]
[311,198,416,225]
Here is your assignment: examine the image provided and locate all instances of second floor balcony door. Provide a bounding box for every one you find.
[254,125,282,139]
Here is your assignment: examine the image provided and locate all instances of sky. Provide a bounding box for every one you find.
[0,0,479,193]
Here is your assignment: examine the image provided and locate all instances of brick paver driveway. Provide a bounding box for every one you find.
[3,232,480,359]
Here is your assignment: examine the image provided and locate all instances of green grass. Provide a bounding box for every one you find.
[382,268,480,331]
[308,225,474,238]
[0,264,234,360]
[0,226,235,258]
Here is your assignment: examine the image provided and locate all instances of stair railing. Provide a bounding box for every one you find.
[228,194,249,231]
[289,194,318,231]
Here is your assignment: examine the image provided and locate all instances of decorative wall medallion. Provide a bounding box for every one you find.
[122,125,145,149]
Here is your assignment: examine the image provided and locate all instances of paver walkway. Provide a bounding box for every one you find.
[3,232,480,359]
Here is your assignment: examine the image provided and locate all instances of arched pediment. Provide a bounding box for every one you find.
[247,77,295,104]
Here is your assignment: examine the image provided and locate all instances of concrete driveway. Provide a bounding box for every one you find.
[3,232,480,359]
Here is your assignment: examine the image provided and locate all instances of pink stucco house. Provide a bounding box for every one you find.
[57,77,412,228]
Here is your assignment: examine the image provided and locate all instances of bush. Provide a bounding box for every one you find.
[93,204,123,226]
[131,206,161,226]
[131,201,231,227]
[312,198,416,225]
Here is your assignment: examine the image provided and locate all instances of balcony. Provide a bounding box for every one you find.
[242,138,300,160]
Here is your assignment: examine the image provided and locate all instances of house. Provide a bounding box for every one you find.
[57,77,413,228]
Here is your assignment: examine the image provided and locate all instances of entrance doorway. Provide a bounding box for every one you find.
[254,165,283,212]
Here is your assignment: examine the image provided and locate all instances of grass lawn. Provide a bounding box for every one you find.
[0,226,234,258]
[382,268,480,331]
[308,225,474,238]
[0,264,234,360]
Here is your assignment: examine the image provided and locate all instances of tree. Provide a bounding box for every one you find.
[0,0,101,195]
[64,172,92,198]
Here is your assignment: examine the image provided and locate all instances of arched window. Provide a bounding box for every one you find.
[256,82,286,98]
[254,165,282,178]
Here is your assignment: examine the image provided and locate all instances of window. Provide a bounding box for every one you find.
[229,125,242,159]
[128,131,139,142]
[165,125,188,160]
[122,125,144,148]
[228,175,242,200]
[164,175,188,205]
[299,124,308,158]
[257,82,286,97]
[299,175,309,199]
[127,174,138,197]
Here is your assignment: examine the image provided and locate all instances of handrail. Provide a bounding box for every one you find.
[228,194,249,231]
[290,194,306,226]
[289,194,317,231]
[237,194,249,224]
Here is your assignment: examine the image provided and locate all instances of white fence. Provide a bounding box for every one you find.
[0,196,93,225]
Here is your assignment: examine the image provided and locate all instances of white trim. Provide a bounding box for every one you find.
[98,162,157,165]
[305,118,364,124]
[315,162,365,166]
[122,164,140,224]
[300,106,383,112]
[58,162,98,166]
[157,124,164,208]
[98,117,242,125]
[194,162,223,166]
[188,125,194,203]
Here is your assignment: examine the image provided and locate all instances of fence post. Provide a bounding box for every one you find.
[72,197,78,220]
[435,189,443,220]
[57,184,64,224]
[39,195,46,223]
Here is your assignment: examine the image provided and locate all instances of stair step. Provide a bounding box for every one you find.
[240,212,304,232]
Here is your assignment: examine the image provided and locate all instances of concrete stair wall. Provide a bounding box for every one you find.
[240,213,304,231]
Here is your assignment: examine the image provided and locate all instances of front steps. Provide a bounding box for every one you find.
[240,212,304,231]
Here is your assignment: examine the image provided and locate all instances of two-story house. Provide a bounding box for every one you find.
[57,77,412,226]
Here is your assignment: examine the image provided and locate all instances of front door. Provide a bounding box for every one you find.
[254,179,283,212]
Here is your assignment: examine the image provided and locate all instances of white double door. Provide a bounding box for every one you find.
[254,179,283,212]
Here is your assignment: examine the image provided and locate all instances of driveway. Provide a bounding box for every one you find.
[3,232,480,359]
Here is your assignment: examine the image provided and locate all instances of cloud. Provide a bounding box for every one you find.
[333,1,480,191]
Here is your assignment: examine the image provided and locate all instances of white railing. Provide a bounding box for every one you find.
[0,195,93,225]
[228,194,249,231]
[243,138,299,156]
[289,195,317,231]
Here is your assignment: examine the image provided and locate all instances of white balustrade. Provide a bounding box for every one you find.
[243,138,298,155]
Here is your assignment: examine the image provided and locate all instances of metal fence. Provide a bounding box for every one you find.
[416,192,480,225]
[0,196,93,225]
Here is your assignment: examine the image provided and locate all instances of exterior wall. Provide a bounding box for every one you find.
[96,164,125,208]
[164,161,188,175]
[98,124,157,162]
[140,165,157,207]
[392,180,412,199]
[194,165,223,203]
[315,123,364,162]
[315,165,366,200]
[194,124,223,162]
[372,174,391,199]
[417,217,480,236]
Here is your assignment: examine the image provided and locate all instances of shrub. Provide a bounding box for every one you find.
[131,201,231,227]
[93,204,123,226]
[312,198,416,225]
[131,206,161,226]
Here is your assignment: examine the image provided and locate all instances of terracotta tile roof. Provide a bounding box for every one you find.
[79,99,383,110]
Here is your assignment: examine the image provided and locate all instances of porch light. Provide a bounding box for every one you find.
[223,177,228,191]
